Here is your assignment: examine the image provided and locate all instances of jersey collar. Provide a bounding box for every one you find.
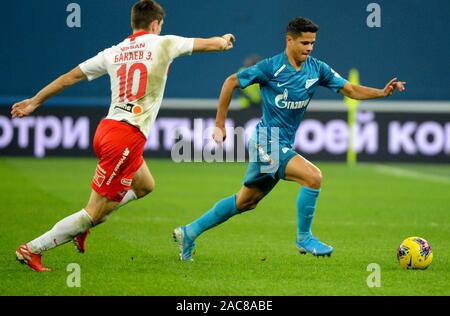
[283,51,309,73]
[128,31,150,41]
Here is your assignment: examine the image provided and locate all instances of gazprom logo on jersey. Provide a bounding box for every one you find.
[274,89,310,110]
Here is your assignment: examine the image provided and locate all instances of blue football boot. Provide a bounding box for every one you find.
[296,235,333,257]
[173,226,196,261]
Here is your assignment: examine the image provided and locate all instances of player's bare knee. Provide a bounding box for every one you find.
[148,176,156,191]
[235,197,248,211]
[134,179,155,198]
[236,197,260,212]
[144,180,155,195]
[135,186,153,198]
[236,201,253,212]
[307,169,323,189]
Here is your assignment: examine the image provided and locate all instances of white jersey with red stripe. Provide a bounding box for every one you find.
[79,32,194,138]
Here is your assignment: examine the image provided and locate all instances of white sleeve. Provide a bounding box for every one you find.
[164,35,194,60]
[79,51,108,81]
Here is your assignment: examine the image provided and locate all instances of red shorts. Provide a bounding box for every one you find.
[91,119,146,202]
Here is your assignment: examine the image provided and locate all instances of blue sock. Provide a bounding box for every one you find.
[297,187,321,242]
[186,195,239,240]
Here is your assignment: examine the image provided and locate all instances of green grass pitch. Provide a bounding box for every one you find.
[0,158,449,295]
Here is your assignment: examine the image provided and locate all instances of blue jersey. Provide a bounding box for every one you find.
[237,51,348,148]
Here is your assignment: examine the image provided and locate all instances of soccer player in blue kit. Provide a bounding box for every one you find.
[174,17,406,260]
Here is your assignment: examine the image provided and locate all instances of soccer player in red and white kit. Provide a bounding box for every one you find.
[11,0,235,272]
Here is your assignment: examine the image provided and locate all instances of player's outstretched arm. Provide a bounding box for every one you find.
[339,77,406,100]
[213,73,240,144]
[11,66,87,118]
[193,34,235,52]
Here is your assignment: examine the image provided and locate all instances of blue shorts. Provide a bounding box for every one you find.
[243,140,298,195]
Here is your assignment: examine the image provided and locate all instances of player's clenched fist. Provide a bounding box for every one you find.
[221,34,236,50]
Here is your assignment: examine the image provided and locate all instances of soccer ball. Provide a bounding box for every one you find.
[397,237,433,270]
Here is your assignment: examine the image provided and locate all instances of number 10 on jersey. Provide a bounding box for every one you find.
[117,63,148,102]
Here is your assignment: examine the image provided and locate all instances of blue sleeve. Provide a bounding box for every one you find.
[319,61,348,93]
[237,59,272,89]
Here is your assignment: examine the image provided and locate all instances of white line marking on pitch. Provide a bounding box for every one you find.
[373,164,450,184]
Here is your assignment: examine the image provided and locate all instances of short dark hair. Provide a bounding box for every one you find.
[131,0,165,30]
[286,17,319,37]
